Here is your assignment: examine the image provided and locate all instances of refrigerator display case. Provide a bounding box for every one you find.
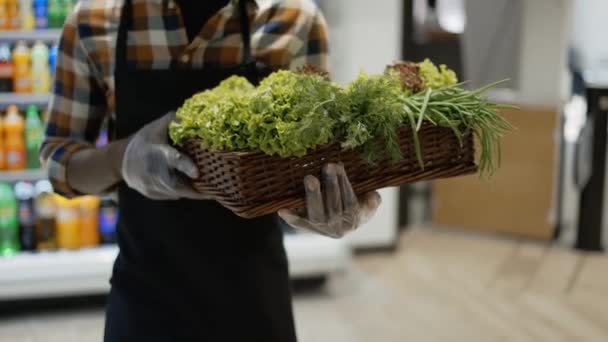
[0,27,352,301]
[0,233,350,301]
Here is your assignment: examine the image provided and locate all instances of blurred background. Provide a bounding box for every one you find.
[1,0,608,341]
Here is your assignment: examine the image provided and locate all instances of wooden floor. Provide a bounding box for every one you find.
[1,226,608,342]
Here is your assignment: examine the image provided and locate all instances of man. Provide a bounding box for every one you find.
[41,0,381,340]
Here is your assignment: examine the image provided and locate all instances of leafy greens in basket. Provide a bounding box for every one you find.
[170,59,513,176]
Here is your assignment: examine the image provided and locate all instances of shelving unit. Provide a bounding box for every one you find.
[0,169,46,182]
[0,25,355,302]
[0,29,61,43]
[0,233,350,300]
[0,93,50,110]
[0,30,58,111]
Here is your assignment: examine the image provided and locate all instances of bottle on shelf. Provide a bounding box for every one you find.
[15,181,35,251]
[19,0,34,29]
[99,197,118,244]
[77,195,100,247]
[6,0,19,29]
[34,180,56,250]
[0,115,4,170]
[31,40,50,93]
[39,107,48,122]
[0,181,19,256]
[0,42,14,92]
[47,0,63,28]
[49,42,57,79]
[25,105,43,169]
[54,194,80,249]
[61,0,72,20]
[12,40,31,93]
[0,0,7,29]
[33,0,48,29]
[4,104,26,170]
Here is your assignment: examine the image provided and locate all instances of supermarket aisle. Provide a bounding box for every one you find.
[1,226,608,342]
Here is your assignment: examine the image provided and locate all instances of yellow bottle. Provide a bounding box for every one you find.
[0,115,5,170]
[31,41,49,93]
[4,104,25,170]
[12,41,31,93]
[54,195,80,249]
[5,0,18,29]
[77,196,100,247]
[19,0,34,30]
[0,0,8,29]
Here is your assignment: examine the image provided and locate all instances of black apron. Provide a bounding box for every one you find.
[103,1,297,341]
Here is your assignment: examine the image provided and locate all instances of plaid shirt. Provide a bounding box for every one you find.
[41,0,329,196]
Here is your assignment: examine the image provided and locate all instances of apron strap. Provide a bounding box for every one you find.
[238,0,255,65]
[116,0,132,69]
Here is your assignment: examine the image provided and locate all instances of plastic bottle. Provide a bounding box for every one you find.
[6,0,19,29]
[47,0,62,28]
[77,196,100,247]
[98,198,118,244]
[61,0,72,19]
[25,105,43,169]
[33,0,47,29]
[0,0,8,29]
[31,40,49,93]
[39,107,48,122]
[0,116,4,170]
[48,43,57,79]
[34,180,56,250]
[0,181,19,256]
[12,41,31,93]
[0,42,14,92]
[4,105,26,170]
[54,195,80,249]
[19,0,34,29]
[14,181,35,251]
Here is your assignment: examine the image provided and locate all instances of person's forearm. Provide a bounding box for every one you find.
[66,138,131,195]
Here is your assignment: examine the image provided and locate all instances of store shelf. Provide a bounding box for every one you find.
[0,29,62,42]
[0,169,47,182]
[0,233,350,300]
[0,93,50,110]
[0,246,118,300]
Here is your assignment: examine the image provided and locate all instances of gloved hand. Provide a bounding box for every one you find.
[122,111,208,200]
[278,163,382,238]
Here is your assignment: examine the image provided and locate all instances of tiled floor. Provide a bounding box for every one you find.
[1,226,608,342]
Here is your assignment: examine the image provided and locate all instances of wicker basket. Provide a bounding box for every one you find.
[181,123,477,218]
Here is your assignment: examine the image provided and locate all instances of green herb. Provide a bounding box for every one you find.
[400,80,514,176]
[342,72,406,163]
[170,60,513,177]
[418,58,458,89]
[341,61,513,176]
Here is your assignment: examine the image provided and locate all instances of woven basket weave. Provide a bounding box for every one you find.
[181,123,477,218]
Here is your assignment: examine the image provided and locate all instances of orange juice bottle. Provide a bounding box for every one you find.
[6,0,18,29]
[0,0,8,30]
[4,105,25,170]
[77,196,100,247]
[54,195,80,249]
[12,41,31,93]
[0,115,5,170]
